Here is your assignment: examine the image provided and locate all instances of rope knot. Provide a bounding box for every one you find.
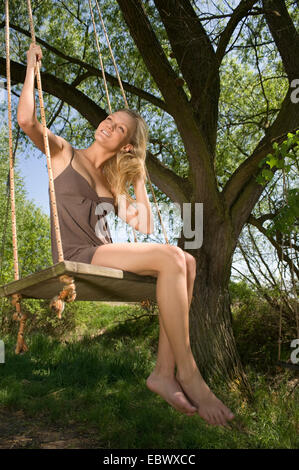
[49,275,77,319]
[11,293,28,354]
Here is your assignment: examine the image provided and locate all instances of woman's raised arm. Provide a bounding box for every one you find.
[17,42,66,158]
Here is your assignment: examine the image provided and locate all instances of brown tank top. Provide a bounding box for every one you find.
[49,147,117,264]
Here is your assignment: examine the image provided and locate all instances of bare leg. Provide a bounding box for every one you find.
[146,255,198,415]
[90,242,234,426]
[153,257,234,427]
[153,253,196,375]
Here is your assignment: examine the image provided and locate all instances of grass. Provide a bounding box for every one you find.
[0,301,298,449]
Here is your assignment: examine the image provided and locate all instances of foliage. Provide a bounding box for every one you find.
[256,131,299,184]
[229,280,297,370]
[0,299,298,449]
[254,131,299,237]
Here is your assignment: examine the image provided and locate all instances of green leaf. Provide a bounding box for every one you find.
[266,155,278,169]
[261,168,274,180]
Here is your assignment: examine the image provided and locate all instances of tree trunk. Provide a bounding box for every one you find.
[178,217,252,396]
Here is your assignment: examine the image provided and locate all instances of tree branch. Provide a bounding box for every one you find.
[115,0,190,116]
[0,21,168,113]
[146,151,192,205]
[223,86,299,214]
[197,6,265,22]
[262,0,299,82]
[0,58,190,206]
[248,214,299,279]
[216,0,259,65]
[237,239,292,315]
[228,122,299,239]
[0,57,106,127]
[153,0,221,153]
[153,0,216,101]
[116,0,221,208]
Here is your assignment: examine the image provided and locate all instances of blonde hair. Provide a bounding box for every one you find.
[101,108,149,206]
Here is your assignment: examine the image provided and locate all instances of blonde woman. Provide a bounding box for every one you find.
[17,43,235,427]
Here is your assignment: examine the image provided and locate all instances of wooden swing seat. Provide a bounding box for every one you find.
[0,261,157,303]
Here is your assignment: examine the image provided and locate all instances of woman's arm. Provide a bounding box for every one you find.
[113,176,154,235]
[133,176,154,234]
[17,43,66,158]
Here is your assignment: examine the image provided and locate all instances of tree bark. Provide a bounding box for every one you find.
[178,215,251,393]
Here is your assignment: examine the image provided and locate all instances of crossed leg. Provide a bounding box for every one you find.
[144,251,198,416]
[91,242,234,426]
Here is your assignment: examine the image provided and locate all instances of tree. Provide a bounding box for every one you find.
[1,0,298,389]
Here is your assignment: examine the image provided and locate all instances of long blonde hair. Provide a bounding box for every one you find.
[101,108,149,205]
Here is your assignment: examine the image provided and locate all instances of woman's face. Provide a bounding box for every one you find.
[95,111,136,153]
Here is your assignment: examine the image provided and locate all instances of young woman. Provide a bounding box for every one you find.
[17,43,235,427]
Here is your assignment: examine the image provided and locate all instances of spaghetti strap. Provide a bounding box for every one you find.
[70,146,75,164]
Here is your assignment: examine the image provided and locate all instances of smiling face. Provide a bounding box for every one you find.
[95,111,137,154]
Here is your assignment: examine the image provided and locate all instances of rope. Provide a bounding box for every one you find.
[93,0,128,109]
[0,126,20,287]
[144,166,169,244]
[0,127,20,334]
[88,0,169,245]
[26,0,64,263]
[26,0,76,320]
[4,0,77,353]
[5,0,19,283]
[88,0,112,115]
[5,0,28,354]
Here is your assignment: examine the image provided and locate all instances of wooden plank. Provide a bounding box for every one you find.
[0,261,157,302]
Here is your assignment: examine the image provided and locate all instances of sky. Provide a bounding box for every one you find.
[19,146,50,215]
[0,78,51,215]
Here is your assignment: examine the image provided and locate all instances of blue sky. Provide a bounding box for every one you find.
[18,146,50,215]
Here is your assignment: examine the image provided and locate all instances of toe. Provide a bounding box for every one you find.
[176,392,197,414]
[206,412,216,426]
[212,413,222,427]
[217,410,228,427]
[173,396,196,415]
[223,405,234,421]
[186,411,197,417]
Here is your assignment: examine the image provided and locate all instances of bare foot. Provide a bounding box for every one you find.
[146,371,198,416]
[176,370,235,427]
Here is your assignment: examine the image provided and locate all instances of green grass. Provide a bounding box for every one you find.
[0,301,298,449]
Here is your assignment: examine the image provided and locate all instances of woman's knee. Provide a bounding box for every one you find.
[164,245,187,272]
[183,251,197,278]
